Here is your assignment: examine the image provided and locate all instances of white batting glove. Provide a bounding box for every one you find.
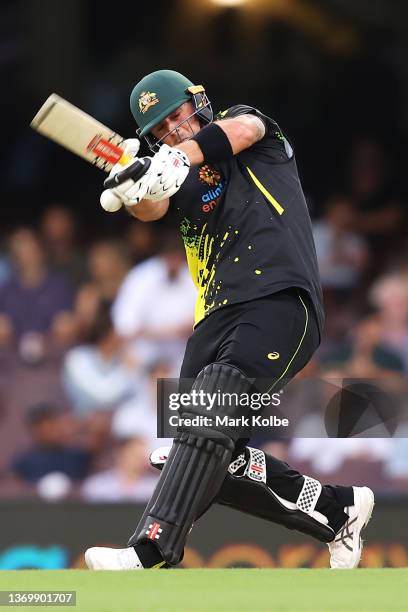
[121,138,140,158]
[142,144,190,202]
[100,144,190,212]
[99,138,141,213]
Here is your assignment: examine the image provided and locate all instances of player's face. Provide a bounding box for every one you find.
[151,102,201,147]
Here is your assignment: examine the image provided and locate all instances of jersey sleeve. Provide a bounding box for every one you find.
[215,104,294,162]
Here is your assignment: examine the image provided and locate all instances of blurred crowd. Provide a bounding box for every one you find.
[0,137,408,503]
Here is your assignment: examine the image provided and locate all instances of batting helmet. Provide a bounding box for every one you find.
[130,69,213,151]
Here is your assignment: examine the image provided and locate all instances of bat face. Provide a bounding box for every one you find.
[30,94,131,172]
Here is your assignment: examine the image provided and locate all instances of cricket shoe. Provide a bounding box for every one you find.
[328,486,375,569]
[85,547,144,570]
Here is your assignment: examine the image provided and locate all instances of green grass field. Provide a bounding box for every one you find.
[0,569,406,612]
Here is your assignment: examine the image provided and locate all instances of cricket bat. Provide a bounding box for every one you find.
[30,93,134,173]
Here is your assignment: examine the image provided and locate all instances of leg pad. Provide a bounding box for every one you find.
[128,363,253,565]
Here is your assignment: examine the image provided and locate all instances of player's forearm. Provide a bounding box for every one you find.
[175,139,204,165]
[126,197,169,221]
[177,115,264,164]
[214,116,264,154]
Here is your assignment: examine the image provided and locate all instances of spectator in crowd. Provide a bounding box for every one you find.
[0,236,11,288]
[312,196,369,345]
[112,359,173,454]
[50,310,81,353]
[348,139,405,263]
[112,230,196,373]
[320,316,405,376]
[125,221,158,265]
[0,312,14,348]
[313,196,368,302]
[81,437,158,502]
[369,272,408,373]
[289,435,393,477]
[0,228,74,358]
[10,403,92,484]
[41,205,87,289]
[73,240,131,338]
[62,301,137,415]
[74,283,101,339]
[87,240,130,303]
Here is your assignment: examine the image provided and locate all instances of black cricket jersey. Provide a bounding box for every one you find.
[171,104,324,336]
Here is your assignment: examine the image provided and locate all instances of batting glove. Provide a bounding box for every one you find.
[142,144,190,202]
[99,138,141,212]
[100,144,190,212]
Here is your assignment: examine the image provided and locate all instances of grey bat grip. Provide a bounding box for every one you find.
[103,157,151,189]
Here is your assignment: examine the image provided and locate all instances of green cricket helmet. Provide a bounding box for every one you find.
[129,69,213,151]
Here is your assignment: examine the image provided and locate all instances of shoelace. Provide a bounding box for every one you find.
[333,513,358,552]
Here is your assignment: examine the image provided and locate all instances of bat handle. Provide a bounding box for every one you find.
[103,157,152,189]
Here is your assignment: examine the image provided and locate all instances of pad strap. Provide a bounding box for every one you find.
[245,447,267,483]
[228,453,246,475]
[296,476,322,515]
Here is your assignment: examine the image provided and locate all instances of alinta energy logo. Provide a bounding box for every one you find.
[199,164,226,213]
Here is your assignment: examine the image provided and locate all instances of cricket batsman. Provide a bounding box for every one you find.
[85,70,374,570]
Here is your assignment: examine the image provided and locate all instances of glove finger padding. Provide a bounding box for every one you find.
[99,138,141,212]
[122,138,140,158]
[144,145,190,202]
[100,170,140,211]
[100,159,150,210]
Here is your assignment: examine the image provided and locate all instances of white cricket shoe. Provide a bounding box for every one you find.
[328,486,375,569]
[85,546,144,570]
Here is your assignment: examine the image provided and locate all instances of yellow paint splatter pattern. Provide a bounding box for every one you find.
[180,218,236,325]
